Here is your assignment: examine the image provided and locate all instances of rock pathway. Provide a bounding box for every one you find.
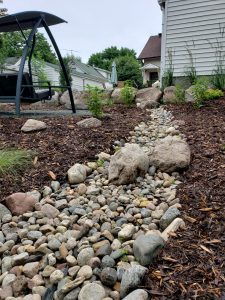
[0,107,189,300]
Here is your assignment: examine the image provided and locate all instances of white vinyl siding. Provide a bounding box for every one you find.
[162,0,225,77]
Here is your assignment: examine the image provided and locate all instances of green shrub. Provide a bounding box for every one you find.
[120,82,136,105]
[204,88,224,100]
[192,78,209,108]
[163,48,174,88]
[192,78,223,108]
[175,84,185,104]
[85,85,104,118]
[0,149,33,176]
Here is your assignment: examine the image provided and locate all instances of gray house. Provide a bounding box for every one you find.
[158,0,225,82]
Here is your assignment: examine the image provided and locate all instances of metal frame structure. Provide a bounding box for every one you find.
[0,11,76,115]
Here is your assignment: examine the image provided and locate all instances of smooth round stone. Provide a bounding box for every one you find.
[48,238,61,250]
[27,231,43,241]
[78,283,106,300]
[77,265,93,279]
[77,248,94,266]
[100,267,117,287]
[101,255,115,268]
[140,208,151,218]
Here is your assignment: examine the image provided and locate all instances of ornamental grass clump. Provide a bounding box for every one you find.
[0,149,33,176]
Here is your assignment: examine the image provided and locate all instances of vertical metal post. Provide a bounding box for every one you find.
[15,17,42,115]
[42,19,76,113]
[28,34,36,87]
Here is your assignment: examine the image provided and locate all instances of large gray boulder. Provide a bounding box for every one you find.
[111,87,137,104]
[60,90,88,110]
[136,87,162,109]
[149,136,191,173]
[163,86,177,103]
[133,234,165,266]
[108,143,149,185]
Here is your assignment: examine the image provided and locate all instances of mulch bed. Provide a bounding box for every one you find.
[145,98,225,300]
[0,105,149,202]
[1,98,225,299]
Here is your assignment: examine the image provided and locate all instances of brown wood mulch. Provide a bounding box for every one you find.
[0,99,225,299]
[0,105,149,202]
[145,98,225,300]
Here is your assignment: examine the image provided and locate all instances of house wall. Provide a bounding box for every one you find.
[161,0,225,78]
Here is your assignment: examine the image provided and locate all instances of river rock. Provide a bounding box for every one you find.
[133,234,165,266]
[78,283,106,300]
[159,207,181,230]
[0,203,12,221]
[100,267,117,287]
[120,265,148,298]
[68,163,87,184]
[108,143,149,185]
[122,289,149,300]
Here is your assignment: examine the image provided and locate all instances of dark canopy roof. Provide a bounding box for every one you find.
[0,11,66,33]
[138,34,162,60]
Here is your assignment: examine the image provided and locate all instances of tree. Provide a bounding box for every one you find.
[88,46,136,70]
[88,46,142,88]
[116,55,142,88]
[0,31,57,64]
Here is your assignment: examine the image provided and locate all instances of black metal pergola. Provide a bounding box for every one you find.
[0,11,76,115]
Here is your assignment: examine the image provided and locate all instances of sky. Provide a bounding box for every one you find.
[4,0,162,63]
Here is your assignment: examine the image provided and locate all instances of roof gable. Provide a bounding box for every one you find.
[138,34,161,60]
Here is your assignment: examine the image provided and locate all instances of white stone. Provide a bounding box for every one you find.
[161,218,186,241]
[21,119,47,132]
[67,163,87,184]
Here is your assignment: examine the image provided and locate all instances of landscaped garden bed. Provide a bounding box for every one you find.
[145,97,225,299]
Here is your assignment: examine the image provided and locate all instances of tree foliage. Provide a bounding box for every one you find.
[59,54,74,89]
[88,46,142,88]
[0,31,57,64]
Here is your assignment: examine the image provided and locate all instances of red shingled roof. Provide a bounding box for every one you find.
[138,34,161,60]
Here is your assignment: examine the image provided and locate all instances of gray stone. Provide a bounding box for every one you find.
[21,119,47,132]
[68,163,87,184]
[133,234,165,266]
[108,143,149,185]
[0,204,12,221]
[118,224,135,240]
[41,204,60,219]
[149,136,191,173]
[51,181,60,192]
[100,267,117,287]
[12,252,29,266]
[159,207,181,230]
[77,248,94,266]
[101,255,115,268]
[122,289,149,300]
[163,86,177,104]
[136,87,162,109]
[27,231,43,241]
[64,287,81,300]
[77,118,102,128]
[185,86,195,103]
[60,89,88,110]
[48,238,61,250]
[120,265,148,298]
[78,283,106,300]
[2,274,16,287]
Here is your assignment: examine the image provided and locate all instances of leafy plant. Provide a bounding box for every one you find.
[96,159,105,167]
[163,48,174,88]
[185,47,197,85]
[192,78,209,108]
[204,88,224,100]
[121,81,136,105]
[0,149,33,176]
[175,84,185,104]
[85,85,104,118]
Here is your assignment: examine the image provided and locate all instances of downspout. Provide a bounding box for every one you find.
[158,0,167,84]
